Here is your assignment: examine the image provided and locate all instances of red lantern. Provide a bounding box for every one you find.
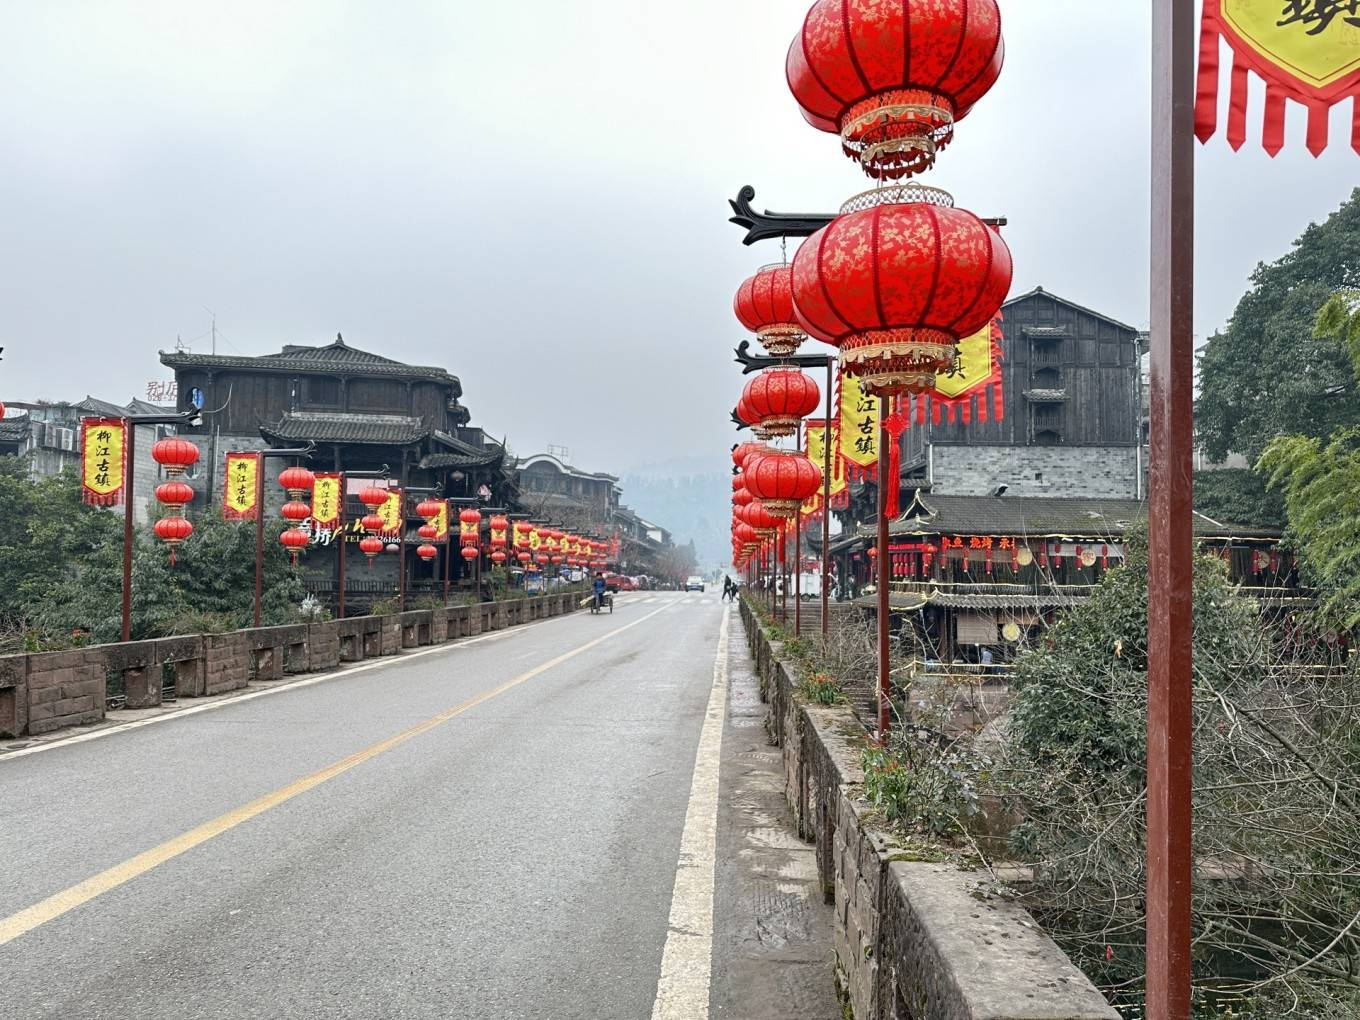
[744,450,823,518]
[418,524,439,541]
[517,551,531,565]
[359,535,384,566]
[154,481,195,512]
[278,466,315,499]
[787,0,1004,180]
[459,508,482,546]
[733,442,769,470]
[416,498,444,523]
[154,516,193,565]
[280,527,310,563]
[733,487,754,508]
[417,543,438,562]
[792,194,1012,396]
[358,486,389,509]
[491,551,508,565]
[281,501,311,523]
[360,514,385,535]
[742,500,782,534]
[739,367,820,439]
[152,437,200,478]
[735,264,806,357]
[461,545,480,562]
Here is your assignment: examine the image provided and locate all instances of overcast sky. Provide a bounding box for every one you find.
[2,2,1356,476]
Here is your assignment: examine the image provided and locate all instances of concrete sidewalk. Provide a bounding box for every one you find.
[712,609,841,1019]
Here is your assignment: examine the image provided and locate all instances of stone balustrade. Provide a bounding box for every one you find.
[0,594,581,741]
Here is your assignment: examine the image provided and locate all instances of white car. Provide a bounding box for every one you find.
[685,576,705,593]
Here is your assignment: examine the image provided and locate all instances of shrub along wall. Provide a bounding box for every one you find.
[739,597,1118,1020]
[0,593,582,740]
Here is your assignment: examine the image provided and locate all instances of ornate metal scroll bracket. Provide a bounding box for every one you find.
[729,184,1008,246]
[734,339,833,376]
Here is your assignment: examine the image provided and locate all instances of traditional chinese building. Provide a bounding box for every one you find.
[161,335,516,608]
[514,453,621,531]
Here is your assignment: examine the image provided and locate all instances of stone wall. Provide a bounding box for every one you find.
[739,598,1117,1020]
[0,593,581,741]
[931,444,1139,499]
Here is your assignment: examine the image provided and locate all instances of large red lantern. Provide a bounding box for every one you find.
[361,514,385,536]
[732,487,754,509]
[280,528,309,554]
[787,0,1003,180]
[517,551,532,565]
[358,486,389,510]
[792,192,1012,397]
[151,437,200,478]
[462,545,480,562]
[417,543,438,562]
[742,500,782,535]
[739,367,820,439]
[491,550,508,565]
[278,466,315,499]
[744,450,823,518]
[733,442,770,470]
[459,508,482,546]
[154,481,194,513]
[735,264,806,357]
[416,498,444,523]
[359,535,384,565]
[154,516,193,565]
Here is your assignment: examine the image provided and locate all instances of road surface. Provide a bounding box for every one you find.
[0,593,837,1020]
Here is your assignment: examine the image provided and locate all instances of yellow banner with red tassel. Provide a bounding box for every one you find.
[223,452,260,520]
[80,418,126,506]
[1197,0,1360,156]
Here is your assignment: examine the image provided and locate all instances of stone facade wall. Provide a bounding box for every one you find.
[2,594,580,740]
[931,444,1138,499]
[739,598,1117,1020]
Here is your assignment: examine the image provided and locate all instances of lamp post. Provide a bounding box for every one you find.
[120,409,202,643]
[253,444,315,629]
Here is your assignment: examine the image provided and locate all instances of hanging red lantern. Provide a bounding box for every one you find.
[489,515,510,549]
[461,545,480,562]
[459,508,482,546]
[281,501,311,523]
[278,466,315,499]
[733,487,754,508]
[417,543,438,562]
[358,486,389,509]
[154,516,193,565]
[280,527,310,562]
[361,514,385,535]
[416,498,444,523]
[735,264,806,357]
[517,551,532,565]
[359,535,384,566]
[739,367,820,439]
[742,500,783,534]
[792,192,1012,397]
[418,523,439,541]
[744,450,823,519]
[154,481,195,512]
[787,0,1004,180]
[151,437,200,478]
[733,442,769,470]
[491,550,508,565]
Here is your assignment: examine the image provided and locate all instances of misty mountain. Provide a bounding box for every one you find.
[621,456,732,571]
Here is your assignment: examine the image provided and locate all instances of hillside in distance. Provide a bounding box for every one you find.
[621,457,731,571]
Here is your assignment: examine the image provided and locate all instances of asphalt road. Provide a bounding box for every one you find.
[0,592,739,1020]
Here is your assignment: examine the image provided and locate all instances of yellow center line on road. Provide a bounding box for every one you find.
[0,600,681,949]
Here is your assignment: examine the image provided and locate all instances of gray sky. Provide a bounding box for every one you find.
[2,2,1356,475]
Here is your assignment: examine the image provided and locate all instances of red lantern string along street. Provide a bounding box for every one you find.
[734,264,807,357]
[787,0,1003,180]
[791,189,1012,397]
[738,367,820,439]
[358,486,389,541]
[744,449,823,519]
[150,438,201,564]
[277,467,315,565]
[459,508,482,546]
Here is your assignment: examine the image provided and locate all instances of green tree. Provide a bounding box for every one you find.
[1197,189,1360,463]
[1192,468,1286,529]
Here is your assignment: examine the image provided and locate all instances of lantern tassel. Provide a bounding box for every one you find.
[1194,16,1220,144]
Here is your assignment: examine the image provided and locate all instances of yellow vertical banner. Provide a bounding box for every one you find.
[839,374,880,471]
[311,474,343,529]
[223,453,261,520]
[378,489,403,536]
[80,418,126,506]
[432,502,450,542]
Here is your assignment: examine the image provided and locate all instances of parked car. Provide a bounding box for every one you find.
[685,576,705,593]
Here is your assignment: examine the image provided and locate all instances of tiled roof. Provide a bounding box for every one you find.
[0,415,30,442]
[877,494,1280,541]
[420,451,502,469]
[161,337,457,385]
[259,412,429,446]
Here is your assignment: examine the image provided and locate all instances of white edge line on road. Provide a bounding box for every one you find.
[0,600,656,764]
[650,603,730,1020]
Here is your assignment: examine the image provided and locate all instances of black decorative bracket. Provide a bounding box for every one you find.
[734,339,833,376]
[730,185,1007,246]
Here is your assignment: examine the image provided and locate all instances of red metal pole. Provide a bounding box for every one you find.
[253,453,265,629]
[120,421,136,643]
[794,518,802,637]
[822,359,833,638]
[876,422,891,742]
[1147,1,1195,1016]
[337,466,347,620]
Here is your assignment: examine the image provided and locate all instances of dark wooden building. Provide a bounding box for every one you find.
[161,335,515,609]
